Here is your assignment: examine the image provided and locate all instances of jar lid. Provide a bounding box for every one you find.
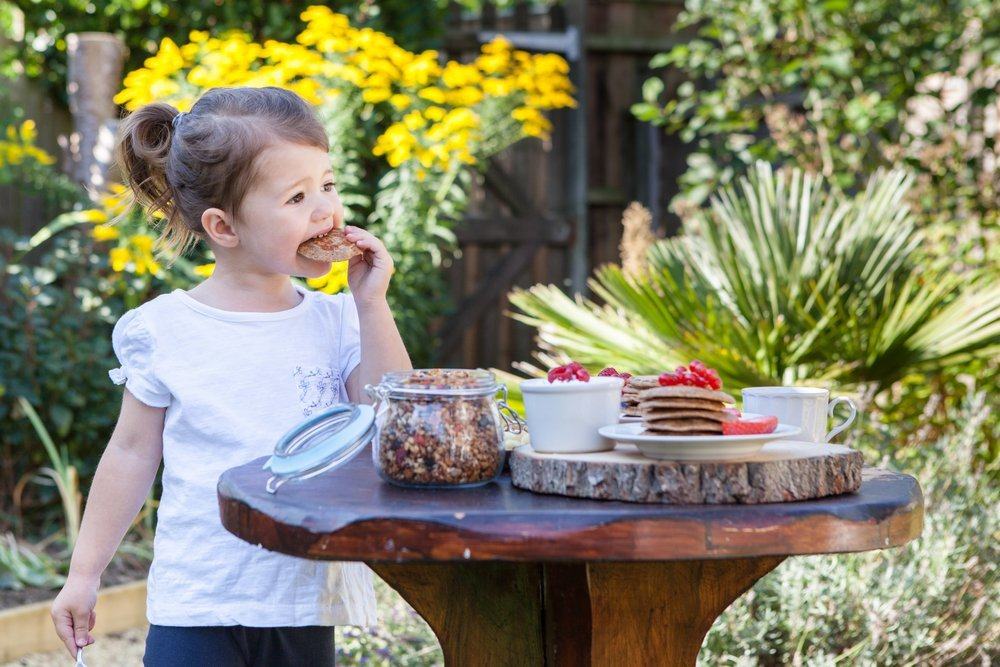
[376,368,499,396]
[263,403,375,493]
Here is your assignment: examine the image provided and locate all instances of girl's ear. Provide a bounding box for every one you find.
[201,207,239,248]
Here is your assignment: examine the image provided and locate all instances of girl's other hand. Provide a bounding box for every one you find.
[343,225,394,306]
[51,575,98,657]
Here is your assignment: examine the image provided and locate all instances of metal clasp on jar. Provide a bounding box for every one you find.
[364,382,390,403]
[495,384,525,434]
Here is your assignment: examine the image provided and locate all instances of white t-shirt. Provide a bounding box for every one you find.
[107,282,378,627]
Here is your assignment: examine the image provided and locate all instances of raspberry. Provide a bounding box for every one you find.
[658,360,723,390]
[548,361,591,383]
[722,415,778,436]
[598,367,632,386]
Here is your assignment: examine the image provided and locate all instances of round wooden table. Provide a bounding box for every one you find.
[217,446,922,666]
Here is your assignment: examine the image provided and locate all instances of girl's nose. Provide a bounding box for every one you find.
[312,200,334,221]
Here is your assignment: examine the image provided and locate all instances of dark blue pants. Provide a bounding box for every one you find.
[143,624,336,666]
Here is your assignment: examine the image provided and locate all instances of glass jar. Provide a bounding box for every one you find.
[365,368,523,488]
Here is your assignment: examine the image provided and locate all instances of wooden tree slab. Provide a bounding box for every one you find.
[510,441,863,504]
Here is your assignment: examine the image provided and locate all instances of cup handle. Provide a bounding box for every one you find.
[825,397,857,442]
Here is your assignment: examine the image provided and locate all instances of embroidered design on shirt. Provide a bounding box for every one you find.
[293,365,341,416]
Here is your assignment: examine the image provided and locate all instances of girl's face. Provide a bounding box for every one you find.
[235,141,344,278]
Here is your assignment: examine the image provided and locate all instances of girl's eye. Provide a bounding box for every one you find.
[287,182,335,204]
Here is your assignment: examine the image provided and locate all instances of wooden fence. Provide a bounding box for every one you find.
[434,0,691,371]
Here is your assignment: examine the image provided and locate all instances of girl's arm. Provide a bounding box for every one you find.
[341,224,412,403]
[50,389,165,657]
[346,296,413,404]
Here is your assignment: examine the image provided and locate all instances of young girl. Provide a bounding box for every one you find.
[49,86,412,665]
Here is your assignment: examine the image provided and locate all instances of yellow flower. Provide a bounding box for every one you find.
[145,38,185,76]
[441,107,478,131]
[423,106,446,121]
[475,53,510,75]
[132,234,155,252]
[417,87,446,104]
[402,110,426,131]
[109,9,577,176]
[522,122,546,138]
[362,87,392,104]
[0,120,57,168]
[363,72,393,89]
[110,247,131,272]
[482,77,514,96]
[194,263,216,277]
[91,224,120,241]
[441,62,482,88]
[289,78,322,104]
[389,94,412,110]
[532,53,570,75]
[482,36,512,54]
[81,209,109,223]
[373,122,417,166]
[512,106,540,123]
[445,86,484,107]
[401,53,441,87]
[416,148,435,169]
[306,262,349,294]
[19,120,37,143]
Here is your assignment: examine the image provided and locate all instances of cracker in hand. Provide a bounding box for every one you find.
[297,228,363,262]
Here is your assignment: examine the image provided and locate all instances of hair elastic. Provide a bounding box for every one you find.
[171,111,186,130]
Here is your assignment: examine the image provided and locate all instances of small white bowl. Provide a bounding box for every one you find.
[520,375,624,453]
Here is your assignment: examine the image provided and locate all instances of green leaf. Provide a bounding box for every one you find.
[642,77,665,103]
[630,102,662,122]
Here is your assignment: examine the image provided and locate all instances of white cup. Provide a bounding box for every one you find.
[741,386,857,443]
[520,376,623,453]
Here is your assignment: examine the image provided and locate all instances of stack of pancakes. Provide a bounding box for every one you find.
[621,375,658,418]
[636,383,736,435]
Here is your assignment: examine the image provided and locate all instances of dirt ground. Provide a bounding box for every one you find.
[3,627,148,667]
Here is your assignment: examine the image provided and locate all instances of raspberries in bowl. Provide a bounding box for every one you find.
[521,361,625,453]
[547,361,590,383]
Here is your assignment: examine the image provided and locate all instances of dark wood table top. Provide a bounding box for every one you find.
[218,446,923,562]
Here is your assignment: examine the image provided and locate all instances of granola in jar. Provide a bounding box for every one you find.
[366,369,522,488]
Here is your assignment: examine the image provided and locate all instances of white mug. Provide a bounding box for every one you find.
[741,386,857,443]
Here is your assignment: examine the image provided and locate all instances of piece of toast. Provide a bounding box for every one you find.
[297,228,363,262]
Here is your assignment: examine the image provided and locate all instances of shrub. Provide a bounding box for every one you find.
[505,163,1000,392]
[701,388,998,665]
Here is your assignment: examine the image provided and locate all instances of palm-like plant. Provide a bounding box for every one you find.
[502,162,1000,395]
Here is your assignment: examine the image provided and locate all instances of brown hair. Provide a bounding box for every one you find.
[114,86,329,264]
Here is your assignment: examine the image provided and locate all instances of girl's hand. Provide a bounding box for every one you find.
[51,575,98,657]
[343,225,393,306]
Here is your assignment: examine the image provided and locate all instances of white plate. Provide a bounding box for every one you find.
[597,421,801,461]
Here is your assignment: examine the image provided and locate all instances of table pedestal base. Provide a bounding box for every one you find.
[370,557,784,667]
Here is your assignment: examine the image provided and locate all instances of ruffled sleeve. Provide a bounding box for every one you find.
[108,309,172,408]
